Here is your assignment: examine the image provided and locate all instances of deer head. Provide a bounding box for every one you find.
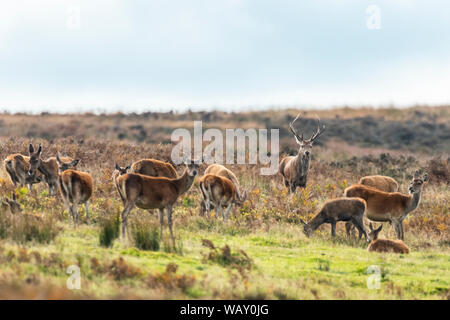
[115,164,131,175]
[28,143,42,177]
[368,223,383,242]
[289,114,326,159]
[56,152,80,173]
[409,171,428,194]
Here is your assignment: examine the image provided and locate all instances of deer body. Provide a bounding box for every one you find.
[115,161,199,243]
[367,224,410,254]
[4,154,43,190]
[344,172,427,240]
[359,175,399,193]
[300,197,367,239]
[130,159,177,178]
[199,174,236,220]
[279,114,325,193]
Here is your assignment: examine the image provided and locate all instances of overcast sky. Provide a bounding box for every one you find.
[0,0,449,113]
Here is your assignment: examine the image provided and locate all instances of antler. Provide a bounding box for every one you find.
[289,113,304,143]
[306,117,326,143]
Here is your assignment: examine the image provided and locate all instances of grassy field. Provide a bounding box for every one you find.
[0,107,448,299]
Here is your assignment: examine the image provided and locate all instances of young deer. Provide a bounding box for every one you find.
[4,154,43,190]
[344,171,427,240]
[202,164,246,214]
[367,223,410,254]
[279,114,326,193]
[115,160,199,244]
[199,174,243,220]
[299,197,367,239]
[346,175,399,237]
[57,153,93,225]
[28,144,79,195]
[129,159,177,178]
[1,193,22,214]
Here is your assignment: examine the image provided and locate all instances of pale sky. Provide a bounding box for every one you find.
[0,0,449,113]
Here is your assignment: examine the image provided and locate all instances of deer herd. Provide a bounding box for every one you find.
[1,114,428,254]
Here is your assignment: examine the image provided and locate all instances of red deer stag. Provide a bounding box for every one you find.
[279,114,325,193]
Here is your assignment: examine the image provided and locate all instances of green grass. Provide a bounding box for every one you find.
[0,218,448,299]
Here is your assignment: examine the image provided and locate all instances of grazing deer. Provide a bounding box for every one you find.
[279,114,326,193]
[299,197,367,239]
[28,144,78,195]
[346,175,399,237]
[202,164,247,214]
[344,171,427,240]
[1,193,22,214]
[130,159,177,178]
[57,154,93,225]
[367,223,410,254]
[199,174,245,220]
[115,160,199,244]
[4,154,43,190]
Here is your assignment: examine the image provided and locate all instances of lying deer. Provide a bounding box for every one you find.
[199,174,244,220]
[115,160,199,244]
[57,153,93,225]
[279,114,326,193]
[1,193,22,214]
[367,223,410,254]
[344,171,427,240]
[299,197,367,239]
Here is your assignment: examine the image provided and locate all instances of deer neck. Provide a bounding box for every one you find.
[294,152,310,174]
[37,159,52,179]
[307,212,325,232]
[174,169,195,196]
[405,191,421,215]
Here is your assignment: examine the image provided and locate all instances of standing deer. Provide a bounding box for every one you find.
[4,154,43,190]
[367,223,410,254]
[57,153,93,225]
[299,197,367,239]
[129,159,177,178]
[28,144,79,195]
[202,164,246,214]
[115,160,199,244]
[199,174,244,220]
[346,175,399,237]
[279,114,326,193]
[344,171,427,240]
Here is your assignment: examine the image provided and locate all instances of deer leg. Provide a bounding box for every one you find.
[392,220,401,240]
[166,206,175,246]
[159,208,165,240]
[352,216,367,241]
[330,220,336,238]
[224,203,232,221]
[399,220,405,240]
[345,221,355,237]
[290,184,296,193]
[120,202,134,239]
[71,202,79,226]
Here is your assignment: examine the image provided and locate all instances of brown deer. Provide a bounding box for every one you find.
[115,160,199,244]
[28,144,78,195]
[346,175,399,237]
[129,159,177,178]
[279,114,326,193]
[57,154,93,225]
[344,171,427,240]
[367,223,410,254]
[199,174,243,220]
[1,193,22,214]
[4,154,43,190]
[299,197,367,239]
[202,164,246,214]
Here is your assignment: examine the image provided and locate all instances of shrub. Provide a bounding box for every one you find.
[98,212,120,247]
[130,215,160,251]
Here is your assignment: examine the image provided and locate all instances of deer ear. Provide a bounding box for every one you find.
[29,143,34,154]
[12,193,16,201]
[115,163,121,171]
[299,218,307,226]
[71,159,80,167]
[369,223,374,231]
[376,225,383,232]
[422,173,428,182]
[37,144,42,155]
[125,165,131,171]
